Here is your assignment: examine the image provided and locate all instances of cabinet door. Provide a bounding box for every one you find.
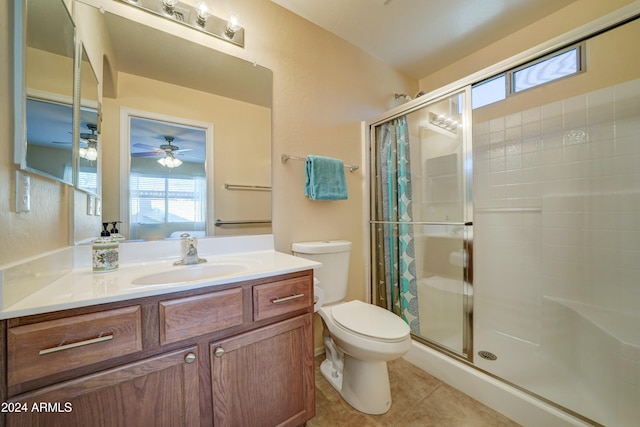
[6,347,200,427]
[210,314,314,427]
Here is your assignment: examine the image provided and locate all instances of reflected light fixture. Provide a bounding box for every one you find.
[80,123,99,162]
[157,152,183,168]
[428,112,459,133]
[116,0,245,47]
[80,141,98,162]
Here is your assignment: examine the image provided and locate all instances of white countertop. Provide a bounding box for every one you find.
[0,236,320,320]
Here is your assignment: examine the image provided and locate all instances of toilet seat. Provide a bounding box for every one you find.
[331,300,410,343]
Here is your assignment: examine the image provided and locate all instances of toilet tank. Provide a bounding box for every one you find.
[292,240,352,305]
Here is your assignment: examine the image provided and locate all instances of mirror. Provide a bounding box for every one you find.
[93,8,273,240]
[19,0,76,184]
[77,47,100,195]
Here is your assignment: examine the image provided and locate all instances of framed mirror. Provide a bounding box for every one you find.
[16,0,76,184]
[77,46,100,195]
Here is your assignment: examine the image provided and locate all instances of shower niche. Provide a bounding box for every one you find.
[424,153,460,220]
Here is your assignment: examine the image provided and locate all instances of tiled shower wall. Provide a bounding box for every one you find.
[472,78,640,426]
[474,78,640,312]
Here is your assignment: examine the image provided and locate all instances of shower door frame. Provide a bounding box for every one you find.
[368,87,475,362]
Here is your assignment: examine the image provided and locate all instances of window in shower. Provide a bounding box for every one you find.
[471,75,506,109]
[512,45,582,92]
[471,43,584,109]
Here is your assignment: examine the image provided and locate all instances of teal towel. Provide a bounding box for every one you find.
[305,155,348,201]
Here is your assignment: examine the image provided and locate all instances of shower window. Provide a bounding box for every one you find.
[512,46,582,92]
[471,43,584,109]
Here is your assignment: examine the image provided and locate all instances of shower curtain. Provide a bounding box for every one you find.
[374,116,419,332]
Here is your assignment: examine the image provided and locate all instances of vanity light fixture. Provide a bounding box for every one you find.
[157,152,183,168]
[428,112,459,134]
[115,0,245,47]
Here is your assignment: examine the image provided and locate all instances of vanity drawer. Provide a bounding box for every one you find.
[253,276,313,321]
[159,287,244,345]
[7,305,143,387]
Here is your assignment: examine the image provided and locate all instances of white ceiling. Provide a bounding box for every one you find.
[272,0,577,79]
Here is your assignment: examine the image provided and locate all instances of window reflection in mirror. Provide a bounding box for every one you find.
[129,116,208,241]
[25,98,73,182]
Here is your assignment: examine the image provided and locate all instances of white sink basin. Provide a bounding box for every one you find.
[132,263,248,286]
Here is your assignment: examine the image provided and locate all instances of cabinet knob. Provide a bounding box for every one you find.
[214,347,225,358]
[184,352,197,364]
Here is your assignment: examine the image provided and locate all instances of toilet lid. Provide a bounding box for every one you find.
[331,300,410,341]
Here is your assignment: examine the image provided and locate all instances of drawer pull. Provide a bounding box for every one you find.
[271,293,305,304]
[184,352,197,364]
[214,347,225,358]
[39,334,114,355]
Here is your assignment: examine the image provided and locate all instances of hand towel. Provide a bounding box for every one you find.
[305,155,348,201]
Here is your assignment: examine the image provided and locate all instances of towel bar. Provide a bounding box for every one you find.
[281,154,359,172]
[224,183,272,191]
[214,219,272,226]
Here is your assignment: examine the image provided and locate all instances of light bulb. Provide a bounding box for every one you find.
[158,153,182,168]
[195,0,212,27]
[224,14,240,39]
[163,0,178,16]
[85,147,98,162]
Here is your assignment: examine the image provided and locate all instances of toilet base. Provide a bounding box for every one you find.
[320,355,392,415]
[320,357,343,390]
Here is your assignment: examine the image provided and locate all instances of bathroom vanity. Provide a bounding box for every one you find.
[0,238,318,427]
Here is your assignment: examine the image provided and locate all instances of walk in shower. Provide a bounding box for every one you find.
[369,16,640,427]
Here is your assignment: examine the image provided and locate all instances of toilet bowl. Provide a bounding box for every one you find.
[292,240,412,415]
[319,300,411,361]
[318,300,411,414]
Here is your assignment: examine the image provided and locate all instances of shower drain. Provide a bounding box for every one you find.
[478,350,497,361]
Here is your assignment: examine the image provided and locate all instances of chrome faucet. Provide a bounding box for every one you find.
[174,233,207,266]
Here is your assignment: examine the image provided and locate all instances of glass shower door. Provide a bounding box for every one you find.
[370,89,473,358]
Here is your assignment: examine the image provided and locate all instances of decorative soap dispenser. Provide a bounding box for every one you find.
[93,223,119,273]
[110,221,126,241]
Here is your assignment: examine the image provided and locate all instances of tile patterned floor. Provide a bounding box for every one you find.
[309,356,522,427]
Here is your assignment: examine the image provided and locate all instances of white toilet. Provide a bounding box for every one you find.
[292,240,411,415]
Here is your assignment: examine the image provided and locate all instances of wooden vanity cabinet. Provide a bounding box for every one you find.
[1,270,315,427]
[4,347,200,427]
[210,315,314,427]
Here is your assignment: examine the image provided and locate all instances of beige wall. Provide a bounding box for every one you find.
[418,0,636,93]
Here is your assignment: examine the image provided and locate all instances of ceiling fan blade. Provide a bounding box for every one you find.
[131,152,162,157]
[132,142,161,151]
[175,154,204,162]
[173,148,192,153]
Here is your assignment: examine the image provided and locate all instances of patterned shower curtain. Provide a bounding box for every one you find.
[374,116,419,332]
